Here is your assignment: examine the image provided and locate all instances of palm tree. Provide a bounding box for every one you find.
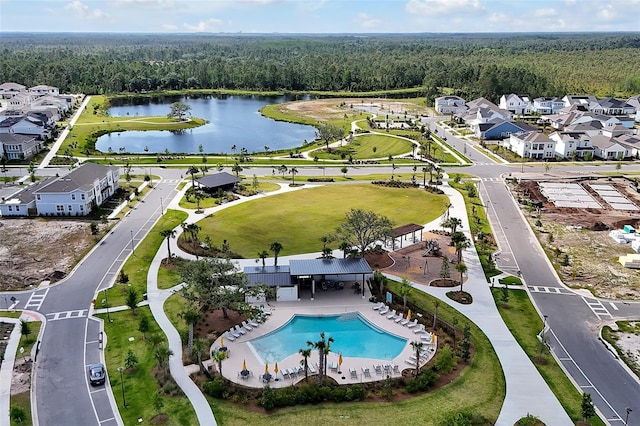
[154,344,174,372]
[257,250,269,267]
[186,165,199,186]
[159,229,176,263]
[186,223,201,251]
[421,166,428,187]
[231,144,237,159]
[192,338,208,376]
[194,191,206,212]
[299,348,312,382]
[148,333,163,349]
[399,277,412,309]
[444,217,462,234]
[308,332,334,385]
[455,263,468,292]
[289,167,298,185]
[180,308,200,356]
[433,300,440,329]
[270,241,283,267]
[451,232,470,263]
[339,241,351,258]
[212,350,228,377]
[410,341,424,377]
[232,162,243,178]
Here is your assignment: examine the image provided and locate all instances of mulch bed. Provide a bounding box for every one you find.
[446,291,473,305]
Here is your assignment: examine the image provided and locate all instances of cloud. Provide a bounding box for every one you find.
[355,12,381,29]
[534,8,556,18]
[183,18,224,32]
[161,23,178,30]
[488,12,508,23]
[406,0,484,16]
[64,1,109,19]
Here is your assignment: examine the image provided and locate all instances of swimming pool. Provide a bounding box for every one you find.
[247,313,407,364]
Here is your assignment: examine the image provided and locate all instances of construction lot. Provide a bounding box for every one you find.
[513,173,640,300]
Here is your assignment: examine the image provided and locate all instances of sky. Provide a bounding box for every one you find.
[1,0,639,33]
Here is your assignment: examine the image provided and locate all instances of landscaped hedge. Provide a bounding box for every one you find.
[258,383,367,410]
[307,177,334,182]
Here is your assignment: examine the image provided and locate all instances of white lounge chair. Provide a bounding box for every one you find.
[349,368,358,379]
[234,325,247,335]
[405,359,416,366]
[392,365,400,375]
[374,364,383,375]
[241,321,253,331]
[248,319,259,328]
[223,331,236,342]
[395,313,405,323]
[379,306,390,315]
[307,363,317,374]
[400,316,411,326]
[372,302,384,311]
[407,320,420,329]
[362,367,371,378]
[386,309,397,319]
[229,327,241,338]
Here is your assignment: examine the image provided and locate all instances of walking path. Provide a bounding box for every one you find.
[154,173,572,424]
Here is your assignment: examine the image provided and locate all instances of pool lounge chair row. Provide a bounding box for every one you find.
[226,319,261,339]
[282,363,319,379]
[373,364,401,376]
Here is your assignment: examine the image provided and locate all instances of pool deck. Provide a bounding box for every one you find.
[213,288,436,388]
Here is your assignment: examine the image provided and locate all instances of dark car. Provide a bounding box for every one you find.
[88,363,106,386]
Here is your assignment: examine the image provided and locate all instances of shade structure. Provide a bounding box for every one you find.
[407,310,411,320]
[243,359,247,371]
[274,363,279,374]
[220,337,225,347]
[265,363,269,374]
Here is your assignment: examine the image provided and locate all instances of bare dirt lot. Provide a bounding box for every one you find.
[513,174,640,300]
[273,98,430,122]
[0,218,99,291]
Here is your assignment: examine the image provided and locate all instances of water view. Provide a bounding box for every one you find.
[96,94,317,154]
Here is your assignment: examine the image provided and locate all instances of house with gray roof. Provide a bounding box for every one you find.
[0,177,54,217]
[506,131,556,159]
[33,162,119,216]
[0,133,44,160]
[593,97,636,116]
[627,95,640,122]
[499,94,532,115]
[434,95,466,115]
[549,131,594,159]
[590,135,629,160]
[0,82,26,99]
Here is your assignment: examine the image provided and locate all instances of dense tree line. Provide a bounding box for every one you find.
[1,33,639,102]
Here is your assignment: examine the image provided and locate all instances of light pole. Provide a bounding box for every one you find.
[118,366,126,408]
[625,407,632,425]
[130,230,135,255]
[104,290,111,323]
[160,197,164,215]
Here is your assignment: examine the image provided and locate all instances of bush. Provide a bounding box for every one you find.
[203,377,225,398]
[307,177,334,182]
[439,410,492,425]
[259,386,277,410]
[435,344,456,374]
[406,370,437,393]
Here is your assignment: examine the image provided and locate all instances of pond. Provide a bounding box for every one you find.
[96,94,317,154]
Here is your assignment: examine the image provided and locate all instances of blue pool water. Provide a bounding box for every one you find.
[247,313,407,364]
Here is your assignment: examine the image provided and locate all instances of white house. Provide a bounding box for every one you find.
[594,97,636,116]
[0,82,26,99]
[563,95,598,108]
[434,96,466,115]
[0,116,51,139]
[615,134,640,158]
[34,163,120,216]
[532,97,565,115]
[550,131,594,159]
[0,178,53,217]
[28,85,60,97]
[0,133,44,160]
[506,131,556,159]
[499,94,532,115]
[590,135,629,160]
[626,95,640,122]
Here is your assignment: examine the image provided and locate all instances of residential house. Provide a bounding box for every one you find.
[33,163,120,216]
[28,85,60,97]
[571,113,624,129]
[590,135,629,160]
[593,97,636,116]
[601,124,635,139]
[532,97,565,115]
[434,96,467,115]
[0,82,26,99]
[563,122,604,137]
[506,131,556,159]
[615,134,640,158]
[627,95,640,122]
[476,120,537,140]
[549,131,594,159]
[499,94,532,115]
[0,178,53,217]
[0,133,44,160]
[0,115,51,139]
[562,95,598,108]
[544,111,583,130]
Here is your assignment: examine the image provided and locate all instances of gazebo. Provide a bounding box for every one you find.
[389,223,424,250]
[196,172,240,194]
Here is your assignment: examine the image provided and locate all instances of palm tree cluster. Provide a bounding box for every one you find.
[304,332,334,385]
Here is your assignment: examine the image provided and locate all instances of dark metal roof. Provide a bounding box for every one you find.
[391,223,424,238]
[196,172,240,189]
[244,265,290,274]
[245,272,292,287]
[35,162,118,194]
[289,258,373,276]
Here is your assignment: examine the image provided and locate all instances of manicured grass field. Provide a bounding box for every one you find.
[100,307,197,425]
[491,288,605,425]
[210,280,504,425]
[194,184,448,258]
[313,133,414,160]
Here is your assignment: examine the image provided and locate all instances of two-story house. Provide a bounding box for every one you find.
[499,94,532,115]
[506,131,556,159]
[531,97,565,115]
[0,133,44,160]
[549,131,594,159]
[0,115,51,139]
[434,96,467,115]
[0,82,26,99]
[28,85,60,97]
[562,95,598,108]
[33,163,120,216]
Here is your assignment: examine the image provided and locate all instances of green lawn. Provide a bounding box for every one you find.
[313,134,414,160]
[103,209,188,308]
[209,280,504,425]
[491,288,605,425]
[193,184,448,258]
[100,307,197,425]
[10,322,41,426]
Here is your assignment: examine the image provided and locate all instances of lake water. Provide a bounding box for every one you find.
[96,94,317,154]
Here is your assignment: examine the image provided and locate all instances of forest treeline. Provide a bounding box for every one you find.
[1,32,639,103]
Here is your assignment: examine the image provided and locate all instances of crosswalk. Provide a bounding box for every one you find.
[46,309,88,321]
[162,179,181,184]
[482,177,501,182]
[24,288,50,311]
[581,297,613,319]
[528,286,574,295]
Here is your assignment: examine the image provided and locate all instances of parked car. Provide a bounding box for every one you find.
[88,363,106,386]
